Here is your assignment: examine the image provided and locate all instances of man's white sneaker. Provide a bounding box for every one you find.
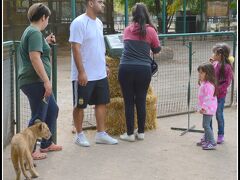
[120,133,135,142]
[75,133,90,147]
[95,132,118,145]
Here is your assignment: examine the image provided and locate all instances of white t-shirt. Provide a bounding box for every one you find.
[69,13,107,81]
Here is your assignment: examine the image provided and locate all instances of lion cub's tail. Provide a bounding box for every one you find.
[11,145,21,180]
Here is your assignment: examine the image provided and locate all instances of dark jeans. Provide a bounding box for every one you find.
[118,64,151,135]
[21,82,59,149]
[210,97,225,135]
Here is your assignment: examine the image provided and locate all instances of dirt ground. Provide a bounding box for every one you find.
[2,47,238,180]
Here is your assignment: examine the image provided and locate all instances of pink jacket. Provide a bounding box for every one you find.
[197,81,217,115]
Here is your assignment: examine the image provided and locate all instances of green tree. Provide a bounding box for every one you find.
[230,0,237,17]
[115,0,182,33]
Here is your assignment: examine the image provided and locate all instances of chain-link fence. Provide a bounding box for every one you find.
[3,32,237,146]
[3,42,15,148]
[77,32,237,129]
[151,32,237,117]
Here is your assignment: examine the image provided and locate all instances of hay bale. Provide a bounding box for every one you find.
[105,95,157,135]
[106,56,122,98]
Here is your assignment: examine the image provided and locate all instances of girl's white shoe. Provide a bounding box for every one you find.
[136,133,144,140]
[120,133,135,142]
[134,129,145,140]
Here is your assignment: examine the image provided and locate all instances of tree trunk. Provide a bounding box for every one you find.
[154,0,162,33]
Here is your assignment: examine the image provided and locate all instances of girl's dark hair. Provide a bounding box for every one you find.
[212,43,231,80]
[197,62,217,96]
[28,3,51,22]
[132,3,156,38]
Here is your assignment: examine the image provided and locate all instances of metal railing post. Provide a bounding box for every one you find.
[230,33,237,105]
[124,0,128,27]
[14,41,21,133]
[51,44,57,143]
[71,0,76,20]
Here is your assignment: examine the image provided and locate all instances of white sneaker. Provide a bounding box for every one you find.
[136,133,144,140]
[134,129,144,140]
[120,133,135,142]
[95,132,118,145]
[75,133,90,147]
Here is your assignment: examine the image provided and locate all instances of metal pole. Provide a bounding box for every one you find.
[162,0,166,34]
[125,0,128,27]
[230,32,237,105]
[51,44,57,143]
[171,41,204,136]
[14,42,21,133]
[183,0,186,33]
[200,0,203,32]
[52,44,57,102]
[187,41,192,129]
[71,0,76,20]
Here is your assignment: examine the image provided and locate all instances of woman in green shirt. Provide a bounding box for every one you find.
[18,3,62,160]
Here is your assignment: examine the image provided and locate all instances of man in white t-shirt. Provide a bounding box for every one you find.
[69,0,118,146]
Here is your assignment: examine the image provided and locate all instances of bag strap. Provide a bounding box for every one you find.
[150,53,154,62]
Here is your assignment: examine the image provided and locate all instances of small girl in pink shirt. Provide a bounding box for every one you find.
[196,62,218,150]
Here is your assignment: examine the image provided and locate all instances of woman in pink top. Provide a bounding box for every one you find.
[118,3,160,142]
[196,62,218,150]
[209,43,234,144]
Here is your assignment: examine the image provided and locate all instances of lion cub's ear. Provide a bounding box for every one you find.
[38,123,44,132]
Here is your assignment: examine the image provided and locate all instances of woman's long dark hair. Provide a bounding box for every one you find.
[197,62,217,96]
[212,43,231,80]
[132,3,156,38]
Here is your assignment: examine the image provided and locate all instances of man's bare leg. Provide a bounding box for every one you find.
[73,107,84,133]
[73,107,90,146]
[95,104,106,132]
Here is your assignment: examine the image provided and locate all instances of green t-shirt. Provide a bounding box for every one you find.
[18,25,51,88]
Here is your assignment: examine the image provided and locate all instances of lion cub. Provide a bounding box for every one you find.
[11,120,51,180]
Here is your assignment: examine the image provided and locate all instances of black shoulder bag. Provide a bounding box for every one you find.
[151,54,158,76]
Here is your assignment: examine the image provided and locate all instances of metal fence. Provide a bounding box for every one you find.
[113,16,237,34]
[3,32,237,146]
[73,31,237,128]
[3,42,15,148]
[152,32,237,117]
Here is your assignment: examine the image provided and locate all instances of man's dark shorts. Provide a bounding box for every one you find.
[72,77,110,109]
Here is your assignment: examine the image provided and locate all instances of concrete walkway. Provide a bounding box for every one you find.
[3,106,237,180]
[3,51,238,180]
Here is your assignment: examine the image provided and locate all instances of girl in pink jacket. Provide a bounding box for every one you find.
[196,62,218,150]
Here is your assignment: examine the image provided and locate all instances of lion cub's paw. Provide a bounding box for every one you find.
[31,172,39,178]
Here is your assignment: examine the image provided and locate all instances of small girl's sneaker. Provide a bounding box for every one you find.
[217,135,224,144]
[196,135,206,146]
[196,140,207,146]
[202,142,217,150]
[200,134,205,142]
